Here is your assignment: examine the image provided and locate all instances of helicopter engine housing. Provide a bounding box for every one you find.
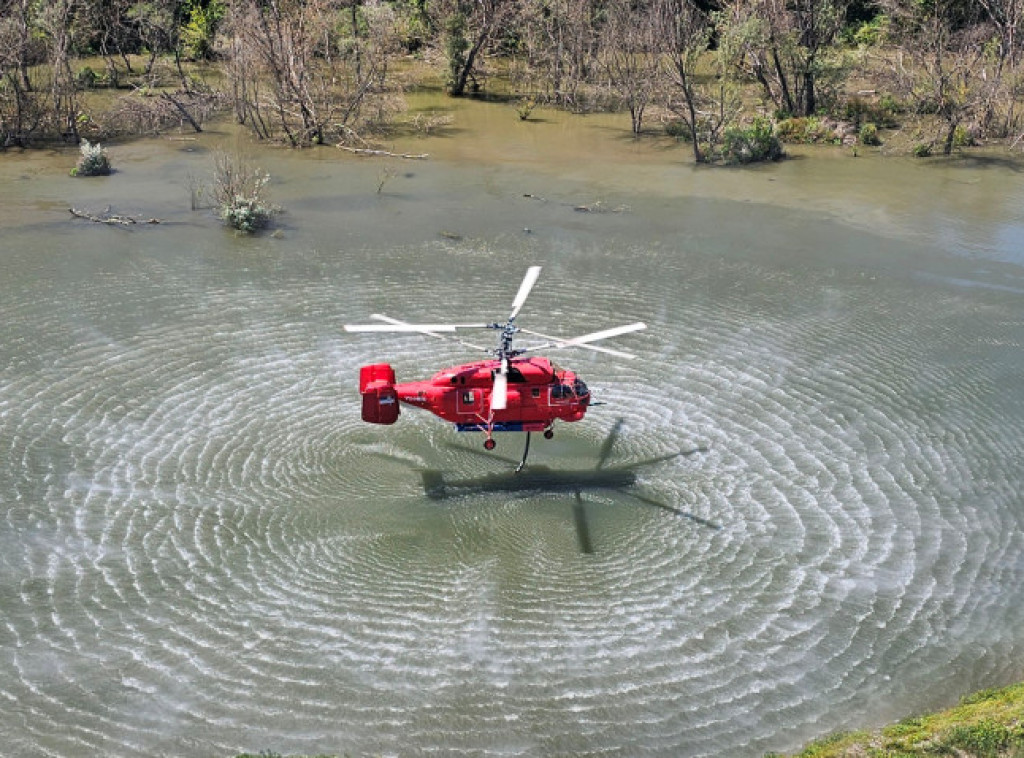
[359,363,400,424]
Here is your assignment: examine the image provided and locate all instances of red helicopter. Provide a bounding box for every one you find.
[344,266,646,470]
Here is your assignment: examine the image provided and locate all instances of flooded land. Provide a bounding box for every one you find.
[1,99,1023,757]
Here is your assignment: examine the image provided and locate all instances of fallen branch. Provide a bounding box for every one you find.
[160,92,203,133]
[337,145,428,160]
[69,207,162,225]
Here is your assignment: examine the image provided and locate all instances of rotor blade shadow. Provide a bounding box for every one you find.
[573,491,594,554]
[621,446,709,471]
[421,465,636,500]
[620,490,722,530]
[596,418,625,471]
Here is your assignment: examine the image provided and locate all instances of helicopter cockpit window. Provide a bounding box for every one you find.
[551,384,575,400]
[573,378,589,396]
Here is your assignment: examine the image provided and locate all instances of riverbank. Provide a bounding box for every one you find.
[8,47,1024,165]
[775,681,1024,757]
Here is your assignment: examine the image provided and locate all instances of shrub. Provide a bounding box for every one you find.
[212,152,276,233]
[516,97,537,121]
[775,116,838,144]
[912,142,933,158]
[942,720,1018,758]
[720,117,784,164]
[664,119,693,141]
[953,124,974,147]
[845,95,901,129]
[859,122,881,145]
[76,66,99,88]
[852,14,890,46]
[71,140,112,176]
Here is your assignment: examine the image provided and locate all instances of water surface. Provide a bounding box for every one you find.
[2,103,1024,757]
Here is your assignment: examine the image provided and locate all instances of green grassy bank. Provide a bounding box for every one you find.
[772,682,1024,758]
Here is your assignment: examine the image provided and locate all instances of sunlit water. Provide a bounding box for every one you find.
[2,98,1024,757]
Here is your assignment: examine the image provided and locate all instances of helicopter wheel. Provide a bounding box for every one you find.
[484,438,497,451]
[543,428,554,440]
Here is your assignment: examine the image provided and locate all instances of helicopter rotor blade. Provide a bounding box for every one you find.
[518,322,646,360]
[365,314,491,352]
[491,357,509,410]
[344,318,489,333]
[491,370,508,411]
[344,323,459,332]
[560,322,648,349]
[509,266,542,320]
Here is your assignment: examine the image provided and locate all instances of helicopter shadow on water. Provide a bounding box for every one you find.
[415,419,719,554]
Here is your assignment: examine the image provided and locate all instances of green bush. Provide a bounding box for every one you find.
[664,119,693,141]
[775,116,837,144]
[942,720,1019,758]
[912,142,933,157]
[71,140,112,177]
[852,14,890,46]
[76,66,99,88]
[182,0,225,60]
[859,122,881,145]
[953,124,974,147]
[720,117,784,164]
[845,95,901,129]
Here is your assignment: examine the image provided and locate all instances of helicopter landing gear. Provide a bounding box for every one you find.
[543,427,554,440]
[484,438,496,451]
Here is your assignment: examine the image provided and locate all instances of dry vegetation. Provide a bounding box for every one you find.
[2,0,1024,160]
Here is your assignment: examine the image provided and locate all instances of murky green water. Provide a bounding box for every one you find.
[2,99,1024,757]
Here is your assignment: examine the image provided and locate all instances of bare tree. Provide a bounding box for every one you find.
[225,0,399,146]
[655,0,712,160]
[437,0,517,96]
[977,0,1024,64]
[516,0,601,107]
[716,0,847,117]
[37,0,81,142]
[0,0,44,145]
[884,0,993,153]
[599,0,662,135]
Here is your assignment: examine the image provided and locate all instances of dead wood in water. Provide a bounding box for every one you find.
[69,207,163,225]
[336,145,428,159]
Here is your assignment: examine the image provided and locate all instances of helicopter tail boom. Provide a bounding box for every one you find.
[359,363,400,424]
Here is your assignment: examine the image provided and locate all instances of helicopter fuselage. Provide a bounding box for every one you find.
[359,356,590,433]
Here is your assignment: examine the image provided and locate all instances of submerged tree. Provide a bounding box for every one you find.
[212,151,276,232]
[224,0,399,146]
[716,0,848,117]
[655,0,713,160]
[437,0,517,96]
[884,0,995,153]
[515,0,601,107]
[599,0,662,134]
[0,0,43,146]
[38,0,81,142]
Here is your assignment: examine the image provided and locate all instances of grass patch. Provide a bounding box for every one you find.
[771,682,1024,757]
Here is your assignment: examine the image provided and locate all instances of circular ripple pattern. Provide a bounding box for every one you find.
[2,240,1024,758]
